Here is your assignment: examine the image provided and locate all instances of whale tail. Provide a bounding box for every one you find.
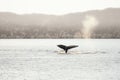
[57,45,78,53]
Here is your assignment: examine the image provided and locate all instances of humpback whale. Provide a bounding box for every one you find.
[57,44,78,53]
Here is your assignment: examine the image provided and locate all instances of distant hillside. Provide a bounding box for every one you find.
[0,8,120,38]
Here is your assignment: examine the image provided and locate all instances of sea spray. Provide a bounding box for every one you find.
[82,15,98,38]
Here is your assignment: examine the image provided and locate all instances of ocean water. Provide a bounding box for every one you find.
[0,39,120,80]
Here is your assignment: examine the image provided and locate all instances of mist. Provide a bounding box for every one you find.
[0,8,120,38]
[82,15,98,38]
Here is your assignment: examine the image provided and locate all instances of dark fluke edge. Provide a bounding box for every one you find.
[57,44,78,53]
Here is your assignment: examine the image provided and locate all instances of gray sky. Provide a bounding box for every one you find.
[0,0,120,15]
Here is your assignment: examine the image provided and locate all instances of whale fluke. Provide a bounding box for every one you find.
[57,44,78,53]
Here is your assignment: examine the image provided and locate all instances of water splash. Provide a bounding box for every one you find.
[82,15,98,38]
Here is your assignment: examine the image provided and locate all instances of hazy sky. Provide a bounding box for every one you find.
[0,0,120,15]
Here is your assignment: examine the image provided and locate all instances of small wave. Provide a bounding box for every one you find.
[55,50,107,55]
[118,51,120,54]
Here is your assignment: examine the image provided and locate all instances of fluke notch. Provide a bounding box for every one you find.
[57,44,78,53]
